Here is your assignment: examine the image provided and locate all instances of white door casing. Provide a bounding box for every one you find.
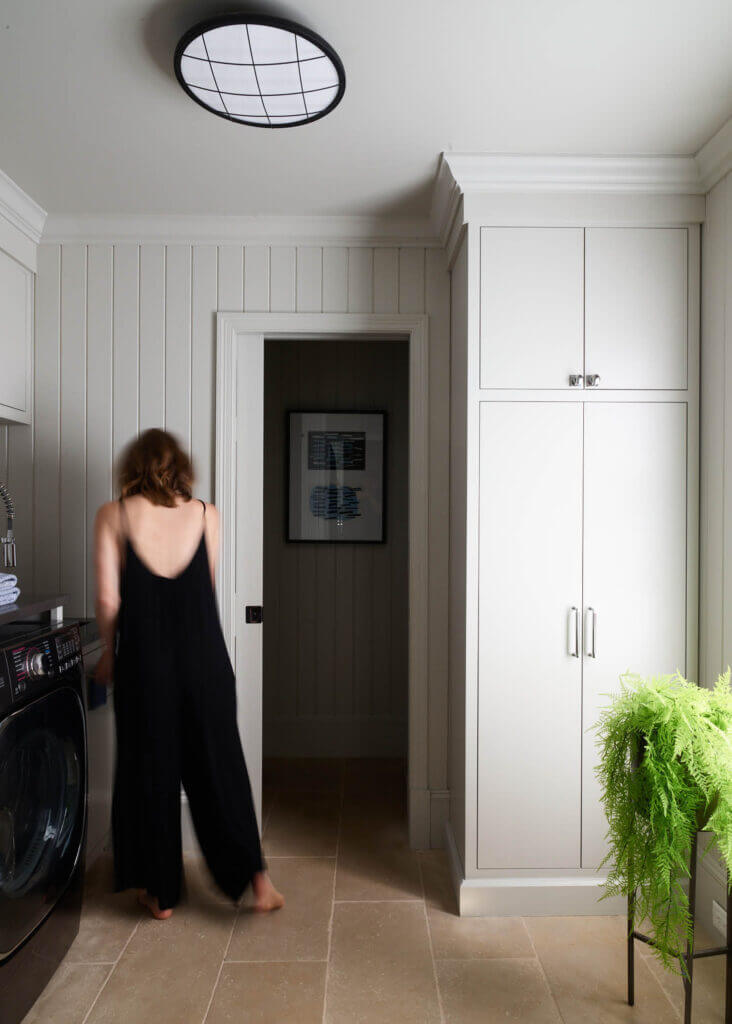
[215,312,431,847]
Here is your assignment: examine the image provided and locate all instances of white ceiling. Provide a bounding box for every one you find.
[1,0,731,219]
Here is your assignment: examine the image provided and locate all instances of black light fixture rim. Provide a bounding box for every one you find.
[173,12,346,129]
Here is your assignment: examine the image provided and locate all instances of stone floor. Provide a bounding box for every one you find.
[23,758,728,1023]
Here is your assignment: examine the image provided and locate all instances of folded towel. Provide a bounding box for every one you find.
[0,573,17,590]
[0,587,19,607]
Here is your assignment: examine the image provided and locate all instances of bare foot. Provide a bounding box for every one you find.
[252,872,284,913]
[137,889,173,920]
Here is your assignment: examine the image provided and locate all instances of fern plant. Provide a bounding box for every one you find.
[596,670,732,974]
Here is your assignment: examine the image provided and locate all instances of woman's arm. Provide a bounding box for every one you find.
[204,503,220,585]
[94,501,121,684]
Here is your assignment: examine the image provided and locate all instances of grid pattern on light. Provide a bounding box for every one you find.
[178,22,342,126]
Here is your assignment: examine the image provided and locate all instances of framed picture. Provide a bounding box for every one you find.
[287,411,386,542]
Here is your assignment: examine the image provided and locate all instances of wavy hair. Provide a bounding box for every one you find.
[118,429,194,507]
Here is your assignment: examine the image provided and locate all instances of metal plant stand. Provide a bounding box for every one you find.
[627,832,731,1023]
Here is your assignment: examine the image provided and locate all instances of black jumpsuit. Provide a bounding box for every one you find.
[112,498,263,910]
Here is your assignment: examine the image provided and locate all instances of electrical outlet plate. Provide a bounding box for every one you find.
[712,899,727,937]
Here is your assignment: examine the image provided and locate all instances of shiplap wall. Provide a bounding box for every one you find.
[0,239,450,791]
[263,338,408,758]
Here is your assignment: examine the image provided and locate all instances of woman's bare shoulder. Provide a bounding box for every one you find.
[204,502,219,525]
[96,500,120,526]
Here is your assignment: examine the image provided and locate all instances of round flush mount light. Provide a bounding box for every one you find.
[174,14,345,128]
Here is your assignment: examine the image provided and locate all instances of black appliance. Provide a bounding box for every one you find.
[0,621,87,1024]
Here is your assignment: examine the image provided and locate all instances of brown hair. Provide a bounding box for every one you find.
[118,429,194,507]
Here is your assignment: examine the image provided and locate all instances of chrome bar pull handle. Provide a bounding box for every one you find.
[586,374,601,388]
[569,374,584,388]
[568,607,579,657]
[585,607,597,658]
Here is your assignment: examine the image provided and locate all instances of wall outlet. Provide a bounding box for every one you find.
[712,899,727,937]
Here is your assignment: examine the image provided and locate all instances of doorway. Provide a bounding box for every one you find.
[262,337,408,765]
[215,312,430,848]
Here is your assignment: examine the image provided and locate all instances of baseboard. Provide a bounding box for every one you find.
[444,822,624,917]
[263,715,406,758]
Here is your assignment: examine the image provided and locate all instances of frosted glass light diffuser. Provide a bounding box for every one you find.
[174,15,345,127]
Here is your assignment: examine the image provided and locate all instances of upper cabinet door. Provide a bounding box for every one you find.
[585,228,688,390]
[480,227,584,389]
[0,248,33,424]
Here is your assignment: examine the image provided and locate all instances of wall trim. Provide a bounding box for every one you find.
[430,151,716,248]
[445,822,624,917]
[696,116,732,193]
[0,167,47,245]
[216,311,432,849]
[42,213,440,248]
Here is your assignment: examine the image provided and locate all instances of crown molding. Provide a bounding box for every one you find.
[42,212,440,247]
[0,168,47,245]
[430,152,706,247]
[695,116,732,193]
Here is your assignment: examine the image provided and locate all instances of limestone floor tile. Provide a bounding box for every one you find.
[206,962,327,1024]
[638,924,727,1024]
[263,758,344,793]
[65,885,141,964]
[526,915,680,1023]
[325,901,441,1024]
[22,963,112,1024]
[437,958,563,1024]
[227,857,334,962]
[343,758,407,796]
[336,823,422,901]
[84,902,235,1023]
[419,851,533,959]
[263,790,341,856]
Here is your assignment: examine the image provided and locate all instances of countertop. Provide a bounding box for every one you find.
[0,592,69,626]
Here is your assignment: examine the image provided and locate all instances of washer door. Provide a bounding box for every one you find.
[0,687,86,961]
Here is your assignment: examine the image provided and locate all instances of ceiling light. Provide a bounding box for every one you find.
[174,14,346,128]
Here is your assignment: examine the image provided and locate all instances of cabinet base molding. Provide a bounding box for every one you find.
[445,823,625,918]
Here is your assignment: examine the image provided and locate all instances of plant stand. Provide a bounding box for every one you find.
[627,832,731,1023]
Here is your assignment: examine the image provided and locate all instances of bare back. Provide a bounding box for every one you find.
[119,494,216,580]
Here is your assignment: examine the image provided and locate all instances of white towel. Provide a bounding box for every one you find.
[0,587,19,607]
[0,573,17,591]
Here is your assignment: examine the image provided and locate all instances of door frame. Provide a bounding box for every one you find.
[215,311,430,848]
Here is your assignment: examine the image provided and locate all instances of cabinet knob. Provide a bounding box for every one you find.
[569,374,584,388]
[586,374,601,388]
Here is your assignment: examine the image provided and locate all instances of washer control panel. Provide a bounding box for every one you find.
[0,623,82,713]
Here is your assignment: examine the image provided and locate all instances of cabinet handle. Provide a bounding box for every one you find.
[586,374,601,388]
[569,374,584,388]
[568,607,579,657]
[585,607,597,658]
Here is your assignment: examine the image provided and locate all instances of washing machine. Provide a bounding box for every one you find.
[0,621,87,1024]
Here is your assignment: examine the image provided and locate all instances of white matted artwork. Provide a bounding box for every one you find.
[288,411,385,542]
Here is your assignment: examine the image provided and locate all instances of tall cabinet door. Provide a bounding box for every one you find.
[582,403,688,869]
[478,402,583,869]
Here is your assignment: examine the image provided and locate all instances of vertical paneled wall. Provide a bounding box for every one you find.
[263,339,408,758]
[7,239,450,789]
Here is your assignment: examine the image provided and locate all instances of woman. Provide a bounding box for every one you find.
[94,428,283,920]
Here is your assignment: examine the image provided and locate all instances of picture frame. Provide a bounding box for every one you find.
[287,410,386,543]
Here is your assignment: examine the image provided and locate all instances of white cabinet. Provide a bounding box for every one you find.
[581,402,688,868]
[479,226,688,392]
[480,228,584,389]
[477,400,689,872]
[0,247,33,424]
[478,402,583,869]
[585,229,688,390]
